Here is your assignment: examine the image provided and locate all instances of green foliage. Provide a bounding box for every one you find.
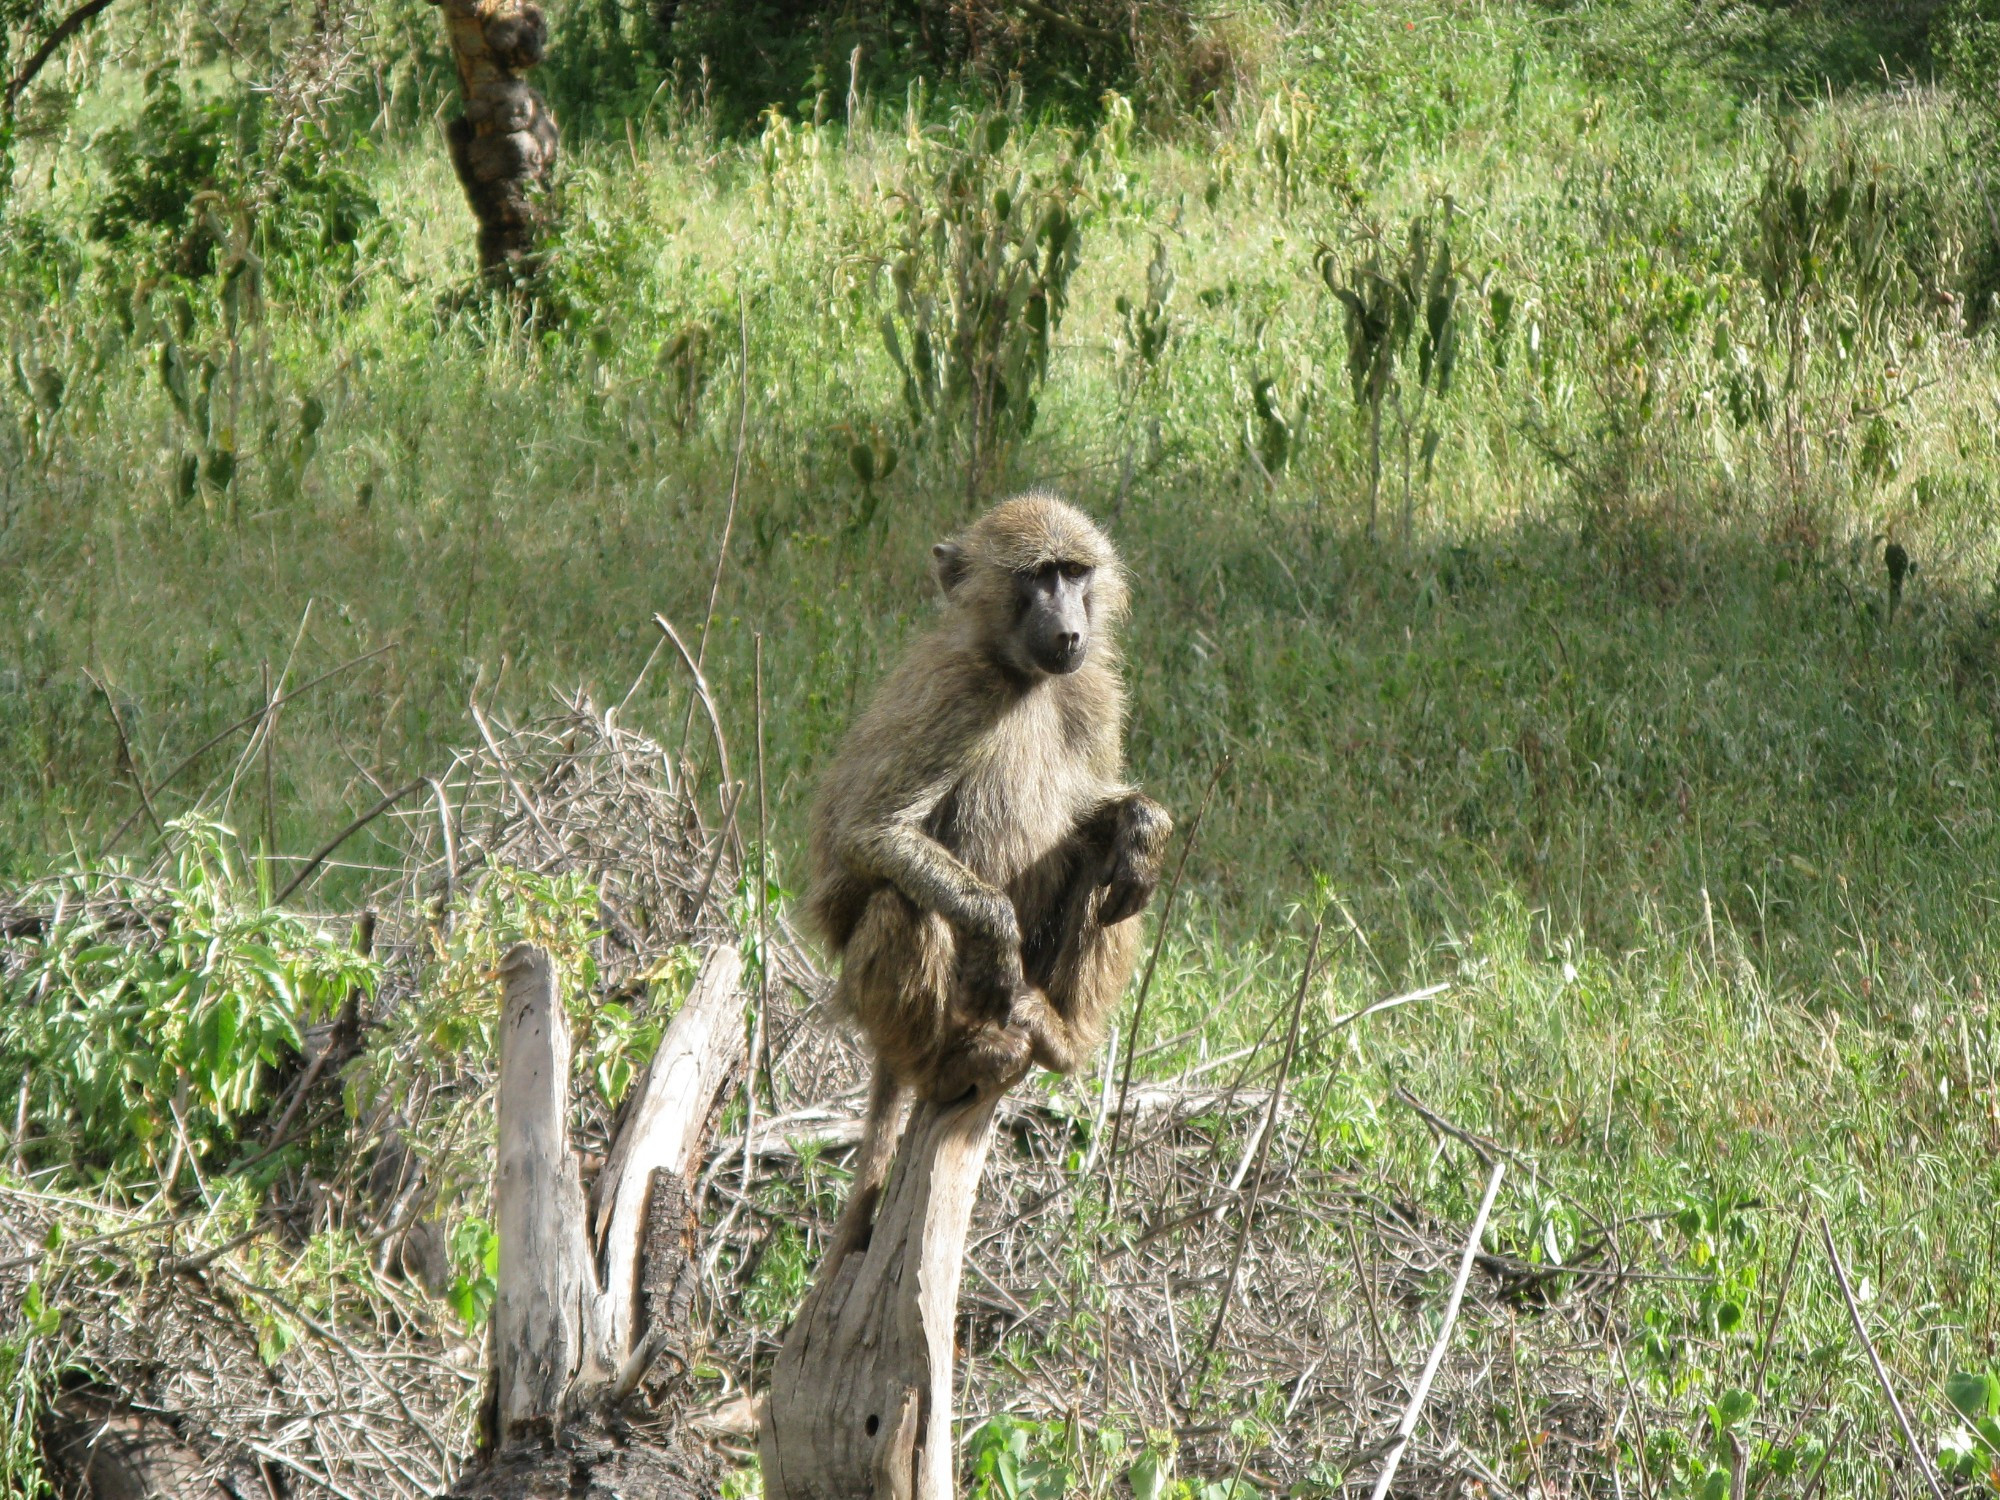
[0,1323,52,1497]
[965,1414,1073,1500]
[90,70,247,279]
[446,1216,500,1329]
[881,106,1088,487]
[1115,233,1176,387]
[0,820,375,1191]
[87,68,382,289]
[1318,214,1468,537]
[1940,0,2000,125]
[1941,1369,2000,1489]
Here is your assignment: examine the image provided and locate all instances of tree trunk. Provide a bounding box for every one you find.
[761,1089,1005,1500]
[447,940,745,1499]
[432,0,558,276]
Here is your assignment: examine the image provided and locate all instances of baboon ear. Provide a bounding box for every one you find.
[932,541,970,596]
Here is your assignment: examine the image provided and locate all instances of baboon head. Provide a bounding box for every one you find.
[932,491,1127,679]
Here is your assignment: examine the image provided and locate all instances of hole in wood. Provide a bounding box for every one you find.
[865,1413,880,1437]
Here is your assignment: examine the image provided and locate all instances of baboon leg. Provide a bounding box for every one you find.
[1015,826,1146,1075]
[829,1064,906,1262]
[836,887,1033,1104]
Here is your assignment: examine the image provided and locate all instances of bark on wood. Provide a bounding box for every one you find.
[431,0,558,274]
[761,1089,1005,1500]
[448,941,744,1499]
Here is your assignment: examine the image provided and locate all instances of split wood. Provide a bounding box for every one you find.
[485,940,744,1444]
[761,1087,1006,1500]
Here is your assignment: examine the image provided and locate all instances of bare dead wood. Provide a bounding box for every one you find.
[761,1088,1006,1500]
[450,941,745,1496]
[274,778,425,904]
[1367,1159,1506,1500]
[102,641,398,848]
[88,673,165,842]
[583,942,745,1381]
[489,944,590,1440]
[1194,916,1323,1402]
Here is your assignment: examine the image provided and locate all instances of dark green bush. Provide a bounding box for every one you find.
[89,69,384,290]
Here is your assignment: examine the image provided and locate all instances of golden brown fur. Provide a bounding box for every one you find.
[806,492,1172,1250]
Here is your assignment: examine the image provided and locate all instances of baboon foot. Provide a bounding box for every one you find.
[922,1019,1033,1104]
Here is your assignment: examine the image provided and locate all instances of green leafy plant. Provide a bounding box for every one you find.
[0,818,376,1192]
[446,1216,501,1329]
[965,1414,1073,1500]
[1941,1370,2000,1490]
[881,107,1088,493]
[1750,133,1896,491]
[1253,87,1315,209]
[1318,214,1464,539]
[1117,234,1177,390]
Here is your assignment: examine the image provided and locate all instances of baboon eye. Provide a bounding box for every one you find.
[1060,561,1090,580]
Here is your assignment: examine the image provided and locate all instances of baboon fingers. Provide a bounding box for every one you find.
[1096,874,1158,927]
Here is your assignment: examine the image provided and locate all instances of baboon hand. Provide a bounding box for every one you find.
[1097,795,1172,926]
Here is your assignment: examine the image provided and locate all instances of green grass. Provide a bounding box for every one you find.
[5,0,2000,1491]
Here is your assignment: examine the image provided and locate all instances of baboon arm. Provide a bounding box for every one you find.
[839,812,1019,950]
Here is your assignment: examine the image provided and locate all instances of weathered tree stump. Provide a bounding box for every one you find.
[761,1087,1006,1500]
[445,941,745,1499]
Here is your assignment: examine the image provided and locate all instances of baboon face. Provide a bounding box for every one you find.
[934,543,1101,678]
[1014,558,1096,674]
[931,492,1125,682]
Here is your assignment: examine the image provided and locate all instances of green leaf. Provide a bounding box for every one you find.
[1946,1370,2000,1422]
[1129,1450,1168,1500]
[1713,1388,1755,1428]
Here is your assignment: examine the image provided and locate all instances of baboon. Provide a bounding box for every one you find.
[807,491,1173,1245]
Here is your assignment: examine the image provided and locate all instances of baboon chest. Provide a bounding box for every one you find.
[931,693,1101,889]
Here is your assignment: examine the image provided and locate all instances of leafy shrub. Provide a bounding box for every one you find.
[881,108,1088,489]
[1318,214,1467,538]
[90,69,383,289]
[90,70,249,279]
[0,819,376,1191]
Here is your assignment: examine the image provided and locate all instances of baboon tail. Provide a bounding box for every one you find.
[829,1064,908,1265]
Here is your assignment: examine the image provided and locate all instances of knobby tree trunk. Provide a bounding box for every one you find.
[432,0,558,275]
[761,1088,1006,1500]
[446,941,744,1500]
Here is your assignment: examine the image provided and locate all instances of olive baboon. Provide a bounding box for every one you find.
[806,492,1173,1244]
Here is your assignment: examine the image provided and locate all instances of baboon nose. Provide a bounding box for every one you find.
[1058,632,1080,655]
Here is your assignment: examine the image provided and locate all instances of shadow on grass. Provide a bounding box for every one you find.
[1557,0,1945,103]
[1127,482,2000,1008]
[8,447,1998,1023]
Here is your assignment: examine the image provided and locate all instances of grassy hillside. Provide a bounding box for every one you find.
[6,0,2000,1493]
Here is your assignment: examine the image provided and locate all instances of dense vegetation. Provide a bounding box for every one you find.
[6,0,2000,1494]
